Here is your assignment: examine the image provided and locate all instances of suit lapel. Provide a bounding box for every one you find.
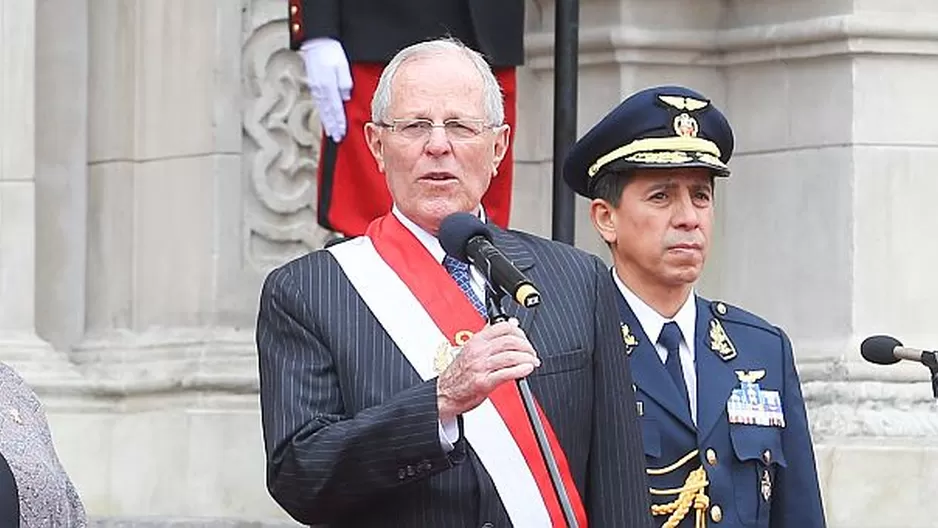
[615,285,695,431]
[694,296,740,442]
[488,227,537,329]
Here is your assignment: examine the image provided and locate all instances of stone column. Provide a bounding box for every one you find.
[35,0,90,358]
[0,0,78,383]
[62,0,301,519]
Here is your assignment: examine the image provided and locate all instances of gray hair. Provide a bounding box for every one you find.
[370,38,506,126]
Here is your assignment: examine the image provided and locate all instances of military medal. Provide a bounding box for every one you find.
[726,370,786,427]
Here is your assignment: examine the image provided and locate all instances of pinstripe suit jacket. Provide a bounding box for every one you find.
[256,225,653,527]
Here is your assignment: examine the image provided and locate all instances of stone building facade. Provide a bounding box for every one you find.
[1,0,935,526]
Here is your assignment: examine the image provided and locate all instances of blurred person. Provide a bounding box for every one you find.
[0,362,87,527]
[288,0,523,236]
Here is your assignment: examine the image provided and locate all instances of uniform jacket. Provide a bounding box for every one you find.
[616,293,826,528]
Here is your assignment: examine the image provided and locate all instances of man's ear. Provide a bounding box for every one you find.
[364,122,385,172]
[589,198,618,245]
[491,124,510,175]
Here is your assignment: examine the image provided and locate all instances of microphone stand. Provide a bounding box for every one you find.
[923,351,938,400]
[485,285,579,528]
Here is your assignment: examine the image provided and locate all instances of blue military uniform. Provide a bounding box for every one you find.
[562,85,826,527]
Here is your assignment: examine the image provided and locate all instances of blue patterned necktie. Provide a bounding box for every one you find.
[442,255,487,318]
[659,321,691,413]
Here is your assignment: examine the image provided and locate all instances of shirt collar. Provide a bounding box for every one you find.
[612,270,697,348]
[391,205,486,264]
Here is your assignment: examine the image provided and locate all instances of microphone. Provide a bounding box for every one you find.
[860,335,937,366]
[438,212,541,308]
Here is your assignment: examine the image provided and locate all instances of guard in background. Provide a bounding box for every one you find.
[288,0,523,236]
[563,85,826,527]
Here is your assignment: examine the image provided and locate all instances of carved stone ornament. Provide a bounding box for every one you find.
[242,3,332,270]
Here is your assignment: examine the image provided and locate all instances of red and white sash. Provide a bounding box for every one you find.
[327,214,587,528]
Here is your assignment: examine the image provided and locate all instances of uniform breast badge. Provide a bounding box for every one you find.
[709,319,737,361]
[621,324,639,355]
[727,370,786,427]
[761,468,773,501]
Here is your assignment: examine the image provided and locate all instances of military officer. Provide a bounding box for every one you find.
[562,85,826,527]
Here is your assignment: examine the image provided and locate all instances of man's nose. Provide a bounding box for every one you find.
[672,193,701,229]
[424,126,452,155]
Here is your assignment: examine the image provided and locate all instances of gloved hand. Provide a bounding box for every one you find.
[300,37,353,142]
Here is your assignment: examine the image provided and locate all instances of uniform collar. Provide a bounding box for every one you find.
[612,270,697,356]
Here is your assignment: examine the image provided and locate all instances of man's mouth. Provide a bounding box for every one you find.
[420,172,458,182]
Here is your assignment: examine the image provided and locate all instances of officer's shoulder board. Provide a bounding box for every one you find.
[708,299,781,339]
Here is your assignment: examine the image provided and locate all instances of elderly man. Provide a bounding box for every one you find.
[563,85,826,527]
[256,38,652,527]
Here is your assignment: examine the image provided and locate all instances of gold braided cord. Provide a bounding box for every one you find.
[647,449,700,476]
[647,450,711,528]
[586,136,722,176]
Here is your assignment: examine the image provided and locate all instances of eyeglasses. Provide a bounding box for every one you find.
[377,118,495,141]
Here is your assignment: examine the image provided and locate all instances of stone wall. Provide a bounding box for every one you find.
[3,0,935,525]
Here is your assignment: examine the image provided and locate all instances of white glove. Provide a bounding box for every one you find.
[300,37,353,142]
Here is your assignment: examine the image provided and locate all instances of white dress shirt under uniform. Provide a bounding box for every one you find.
[612,271,699,425]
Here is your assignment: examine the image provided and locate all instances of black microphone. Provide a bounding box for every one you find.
[860,335,938,366]
[439,212,541,308]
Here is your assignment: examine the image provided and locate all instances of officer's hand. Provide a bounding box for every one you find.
[299,37,353,142]
[437,319,540,422]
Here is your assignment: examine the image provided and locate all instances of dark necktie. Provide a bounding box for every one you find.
[443,255,486,318]
[659,321,691,413]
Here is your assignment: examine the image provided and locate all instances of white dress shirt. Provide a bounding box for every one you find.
[612,271,699,425]
[392,206,488,451]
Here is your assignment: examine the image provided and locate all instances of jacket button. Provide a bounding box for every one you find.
[397,468,406,480]
[710,505,723,523]
[290,4,297,15]
[406,465,416,476]
[291,23,300,33]
[706,448,718,466]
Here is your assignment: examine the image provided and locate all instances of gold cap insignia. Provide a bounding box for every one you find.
[709,319,737,361]
[734,369,766,384]
[673,113,699,138]
[621,323,639,354]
